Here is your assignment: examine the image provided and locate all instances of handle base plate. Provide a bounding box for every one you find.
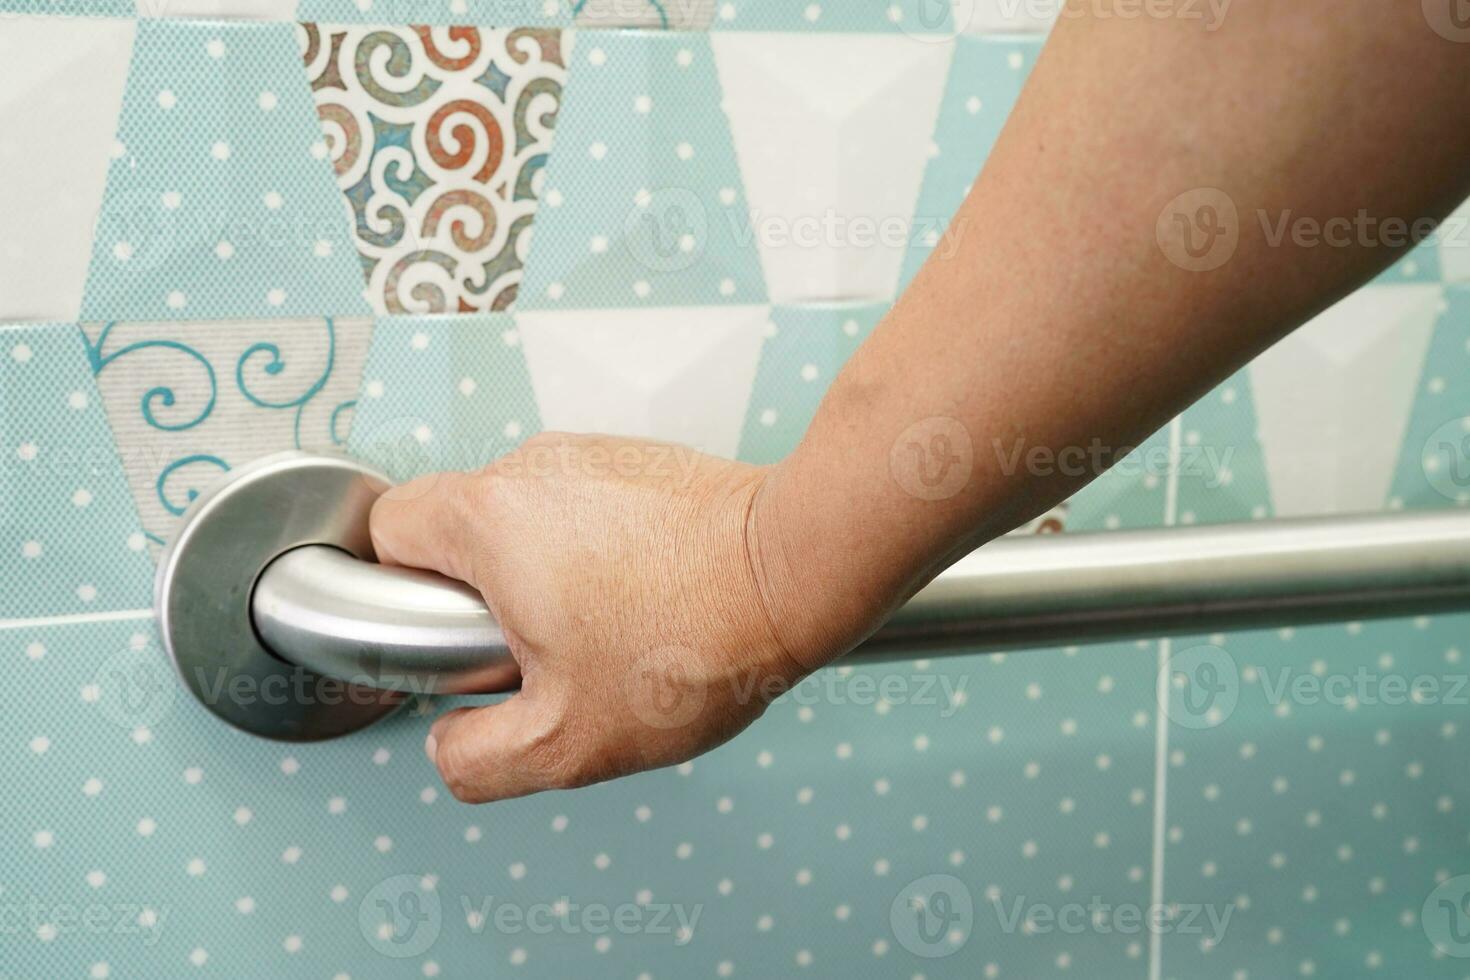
[154,451,406,741]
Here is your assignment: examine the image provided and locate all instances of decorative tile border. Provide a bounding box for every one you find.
[81,316,373,546]
[303,24,566,316]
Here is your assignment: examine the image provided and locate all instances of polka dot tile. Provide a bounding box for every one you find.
[0,323,154,618]
[348,314,541,479]
[518,32,767,311]
[1159,618,1470,979]
[6,608,1168,980]
[709,0,957,33]
[295,0,573,25]
[1062,423,1172,533]
[736,303,885,465]
[1174,368,1272,526]
[1390,283,1470,510]
[80,20,372,323]
[898,34,1038,294]
[0,0,133,13]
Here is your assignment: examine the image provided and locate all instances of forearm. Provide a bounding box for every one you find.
[753,1,1470,667]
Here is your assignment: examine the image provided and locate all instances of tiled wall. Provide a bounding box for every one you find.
[5,4,1470,980]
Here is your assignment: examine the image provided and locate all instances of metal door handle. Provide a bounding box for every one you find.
[157,452,1470,742]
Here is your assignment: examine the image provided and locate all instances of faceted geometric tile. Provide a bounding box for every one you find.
[898,34,1038,294]
[295,0,572,25]
[1250,284,1441,518]
[519,32,768,311]
[737,303,885,465]
[1159,619,1470,979]
[518,305,769,457]
[712,33,954,304]
[80,317,373,548]
[1390,283,1470,510]
[575,0,716,29]
[349,314,541,481]
[0,17,135,321]
[1435,193,1470,283]
[1174,369,1273,526]
[2,0,132,12]
[952,0,1059,33]
[81,20,372,323]
[134,0,300,15]
[709,0,956,32]
[0,323,155,618]
[302,24,567,316]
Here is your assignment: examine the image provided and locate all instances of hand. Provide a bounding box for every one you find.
[369,433,822,803]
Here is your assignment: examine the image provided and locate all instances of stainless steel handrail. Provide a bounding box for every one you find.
[253,509,1470,695]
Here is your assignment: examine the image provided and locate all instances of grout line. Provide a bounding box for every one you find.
[0,608,154,632]
[1148,415,1184,980]
[1149,635,1172,980]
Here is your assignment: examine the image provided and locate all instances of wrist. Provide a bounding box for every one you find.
[742,459,893,678]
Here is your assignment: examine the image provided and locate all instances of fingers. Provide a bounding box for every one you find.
[427,696,576,804]
[369,470,482,586]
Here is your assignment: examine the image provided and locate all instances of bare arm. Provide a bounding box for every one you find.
[372,2,1470,803]
[757,0,1470,666]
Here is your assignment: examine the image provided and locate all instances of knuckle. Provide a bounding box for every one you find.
[520,712,588,791]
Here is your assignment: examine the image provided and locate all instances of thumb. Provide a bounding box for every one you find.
[369,470,483,586]
[427,696,572,804]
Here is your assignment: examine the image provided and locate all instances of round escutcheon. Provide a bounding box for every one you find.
[155,451,406,741]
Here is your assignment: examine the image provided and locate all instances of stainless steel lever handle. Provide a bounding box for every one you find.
[158,451,1470,743]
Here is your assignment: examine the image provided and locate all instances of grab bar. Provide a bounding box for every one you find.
[156,452,1470,741]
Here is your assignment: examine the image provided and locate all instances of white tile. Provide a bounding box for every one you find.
[1439,193,1470,282]
[713,33,954,305]
[1251,285,1441,517]
[0,18,135,322]
[518,306,770,457]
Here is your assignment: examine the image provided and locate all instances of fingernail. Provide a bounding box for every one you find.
[425,732,438,764]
